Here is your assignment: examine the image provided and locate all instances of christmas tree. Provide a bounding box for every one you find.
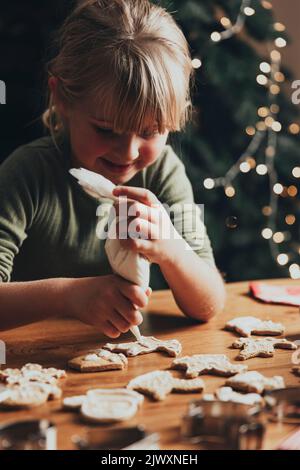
[1,0,300,284]
[154,0,300,282]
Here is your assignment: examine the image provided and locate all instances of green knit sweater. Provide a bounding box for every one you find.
[0,134,215,287]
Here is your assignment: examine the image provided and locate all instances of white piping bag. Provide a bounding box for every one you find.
[70,168,150,341]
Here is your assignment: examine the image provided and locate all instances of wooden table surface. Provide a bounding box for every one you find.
[0,278,299,450]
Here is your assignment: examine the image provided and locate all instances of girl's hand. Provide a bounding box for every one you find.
[112,186,181,265]
[67,274,152,338]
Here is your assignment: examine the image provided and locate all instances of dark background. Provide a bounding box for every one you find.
[1,0,300,284]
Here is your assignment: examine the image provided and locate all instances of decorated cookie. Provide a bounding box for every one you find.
[203,386,263,405]
[226,371,285,394]
[68,349,128,372]
[0,363,66,386]
[127,370,204,401]
[104,336,182,357]
[232,337,297,360]
[172,354,247,378]
[225,316,285,337]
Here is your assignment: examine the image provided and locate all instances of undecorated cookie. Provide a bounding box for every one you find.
[225,316,285,337]
[172,354,247,378]
[68,349,128,372]
[226,371,285,394]
[104,336,182,357]
[63,388,144,422]
[81,396,138,423]
[127,370,204,401]
[232,337,297,360]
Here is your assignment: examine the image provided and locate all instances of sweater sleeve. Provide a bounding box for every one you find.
[0,145,43,282]
[146,145,216,268]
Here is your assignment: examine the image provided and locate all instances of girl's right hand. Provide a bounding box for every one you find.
[66,274,151,338]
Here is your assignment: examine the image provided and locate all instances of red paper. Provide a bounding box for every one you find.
[249,282,300,306]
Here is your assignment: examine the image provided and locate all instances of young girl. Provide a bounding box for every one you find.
[0,0,225,334]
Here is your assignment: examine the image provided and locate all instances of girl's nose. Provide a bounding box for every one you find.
[115,134,140,163]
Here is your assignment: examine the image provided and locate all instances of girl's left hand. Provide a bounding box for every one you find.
[112,186,181,265]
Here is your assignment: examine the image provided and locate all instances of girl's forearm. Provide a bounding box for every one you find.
[160,239,226,321]
[0,278,73,330]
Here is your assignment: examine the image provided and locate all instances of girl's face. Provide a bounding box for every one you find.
[65,99,169,185]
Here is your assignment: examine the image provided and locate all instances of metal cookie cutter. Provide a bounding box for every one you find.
[0,419,56,450]
[73,425,160,450]
[265,387,300,424]
[181,400,264,450]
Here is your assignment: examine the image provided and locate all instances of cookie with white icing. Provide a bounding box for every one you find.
[68,349,128,372]
[172,354,247,378]
[232,337,297,360]
[127,370,204,401]
[225,316,284,337]
[226,371,285,394]
[104,336,182,357]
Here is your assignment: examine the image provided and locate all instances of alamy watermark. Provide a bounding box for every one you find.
[0,340,6,365]
[0,80,6,104]
[291,340,300,365]
[95,199,206,252]
[291,80,300,105]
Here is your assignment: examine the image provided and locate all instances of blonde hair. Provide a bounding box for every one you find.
[43,0,194,140]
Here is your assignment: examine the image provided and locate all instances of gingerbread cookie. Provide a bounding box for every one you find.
[0,363,66,409]
[204,386,263,406]
[104,336,182,357]
[226,371,285,394]
[225,316,285,337]
[127,370,204,401]
[68,349,128,372]
[0,363,66,386]
[0,382,62,409]
[232,337,297,360]
[172,354,247,378]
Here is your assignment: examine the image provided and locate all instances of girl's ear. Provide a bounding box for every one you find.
[48,76,69,119]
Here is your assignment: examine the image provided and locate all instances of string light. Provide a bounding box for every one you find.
[275,37,287,48]
[256,74,268,86]
[192,58,202,69]
[240,161,251,173]
[262,228,273,239]
[260,62,271,74]
[203,0,299,278]
[277,254,289,266]
[285,214,296,225]
[273,232,285,243]
[204,178,215,189]
[244,7,255,16]
[289,123,300,135]
[261,1,273,10]
[274,22,286,32]
[292,167,300,178]
[220,17,232,28]
[210,0,252,42]
[256,164,268,175]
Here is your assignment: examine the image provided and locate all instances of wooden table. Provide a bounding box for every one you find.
[0,279,299,450]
